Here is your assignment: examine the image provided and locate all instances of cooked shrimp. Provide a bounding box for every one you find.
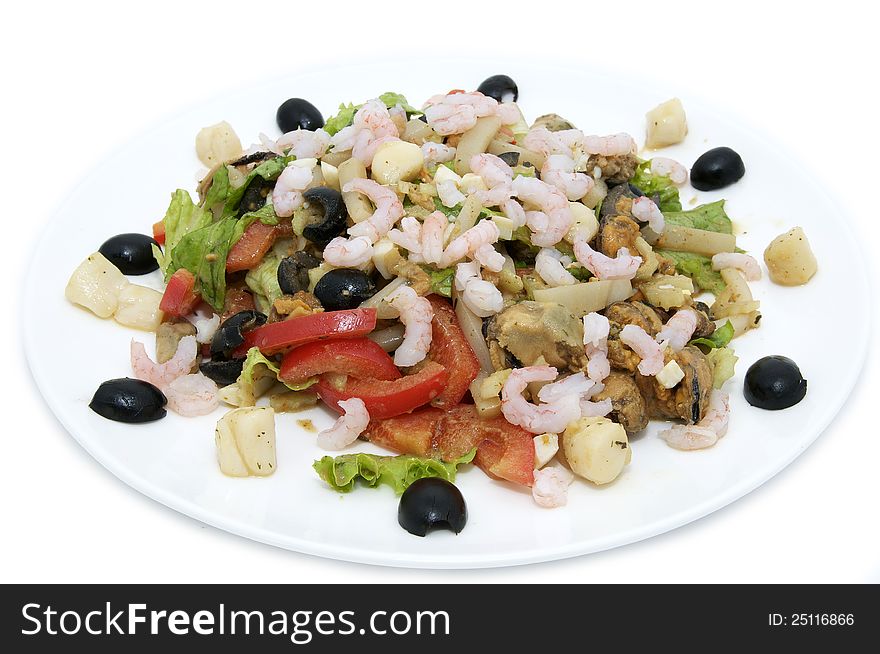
[501,198,527,228]
[712,252,762,281]
[523,127,584,157]
[437,179,466,208]
[272,163,314,217]
[420,211,447,265]
[619,324,665,376]
[423,92,498,135]
[532,465,575,508]
[322,235,374,267]
[386,285,433,367]
[541,154,594,201]
[535,247,577,286]
[501,366,581,434]
[275,128,331,159]
[651,157,688,185]
[573,239,642,280]
[455,261,504,317]
[473,243,504,272]
[659,390,730,450]
[387,216,423,256]
[131,335,198,389]
[583,312,611,384]
[438,219,500,267]
[470,153,513,188]
[511,175,571,247]
[350,99,401,165]
[581,397,613,417]
[344,178,405,243]
[656,309,698,352]
[475,182,514,208]
[164,373,219,417]
[631,196,665,233]
[537,372,597,404]
[582,133,636,156]
[317,398,370,451]
[422,142,456,165]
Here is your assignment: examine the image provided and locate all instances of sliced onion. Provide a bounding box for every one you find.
[454,297,494,374]
[359,276,405,319]
[367,324,406,353]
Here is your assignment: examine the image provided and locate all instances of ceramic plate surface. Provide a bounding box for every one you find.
[25,59,870,567]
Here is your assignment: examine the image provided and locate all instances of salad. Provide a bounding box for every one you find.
[66,74,815,536]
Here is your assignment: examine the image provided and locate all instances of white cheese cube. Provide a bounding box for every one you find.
[534,433,560,469]
[656,360,685,389]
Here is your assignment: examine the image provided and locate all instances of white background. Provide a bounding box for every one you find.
[3,0,878,583]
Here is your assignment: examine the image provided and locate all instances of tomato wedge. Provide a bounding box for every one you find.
[362,404,536,486]
[425,295,480,408]
[226,221,293,273]
[152,220,166,246]
[159,269,200,317]
[233,308,378,357]
[279,338,401,385]
[316,361,448,420]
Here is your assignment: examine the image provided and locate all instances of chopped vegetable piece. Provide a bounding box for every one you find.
[425,296,481,409]
[690,320,734,350]
[159,268,200,317]
[233,308,378,357]
[279,338,401,386]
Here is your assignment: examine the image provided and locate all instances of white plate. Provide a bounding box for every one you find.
[25,60,869,568]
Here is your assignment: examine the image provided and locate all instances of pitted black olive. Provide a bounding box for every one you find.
[497,151,520,167]
[278,251,321,295]
[690,146,745,191]
[199,359,245,386]
[476,74,519,103]
[398,478,467,537]
[276,98,324,133]
[211,310,267,357]
[89,378,167,423]
[301,187,348,248]
[229,151,277,167]
[744,355,807,410]
[313,268,377,311]
[237,176,274,216]
[99,233,160,275]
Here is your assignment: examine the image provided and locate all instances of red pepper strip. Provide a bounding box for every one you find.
[363,404,536,487]
[279,338,401,386]
[226,221,278,273]
[232,308,378,357]
[315,361,448,420]
[424,295,480,409]
[159,269,200,318]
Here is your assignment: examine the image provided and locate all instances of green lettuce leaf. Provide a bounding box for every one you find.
[313,448,476,495]
[202,165,230,211]
[221,156,292,219]
[707,347,738,389]
[169,217,238,310]
[152,189,213,277]
[323,92,421,137]
[323,102,359,137]
[234,347,315,406]
[630,160,682,212]
[245,247,284,313]
[663,200,732,234]
[690,320,734,350]
[654,249,725,294]
[424,266,454,297]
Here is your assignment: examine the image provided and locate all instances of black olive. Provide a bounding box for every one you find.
[98,233,160,275]
[476,74,519,103]
[418,114,428,123]
[277,251,320,295]
[237,176,274,217]
[301,187,348,248]
[199,359,245,386]
[398,478,467,537]
[690,146,745,191]
[211,310,267,357]
[89,378,166,423]
[497,151,520,167]
[744,356,807,410]
[313,269,377,311]
[276,98,324,133]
